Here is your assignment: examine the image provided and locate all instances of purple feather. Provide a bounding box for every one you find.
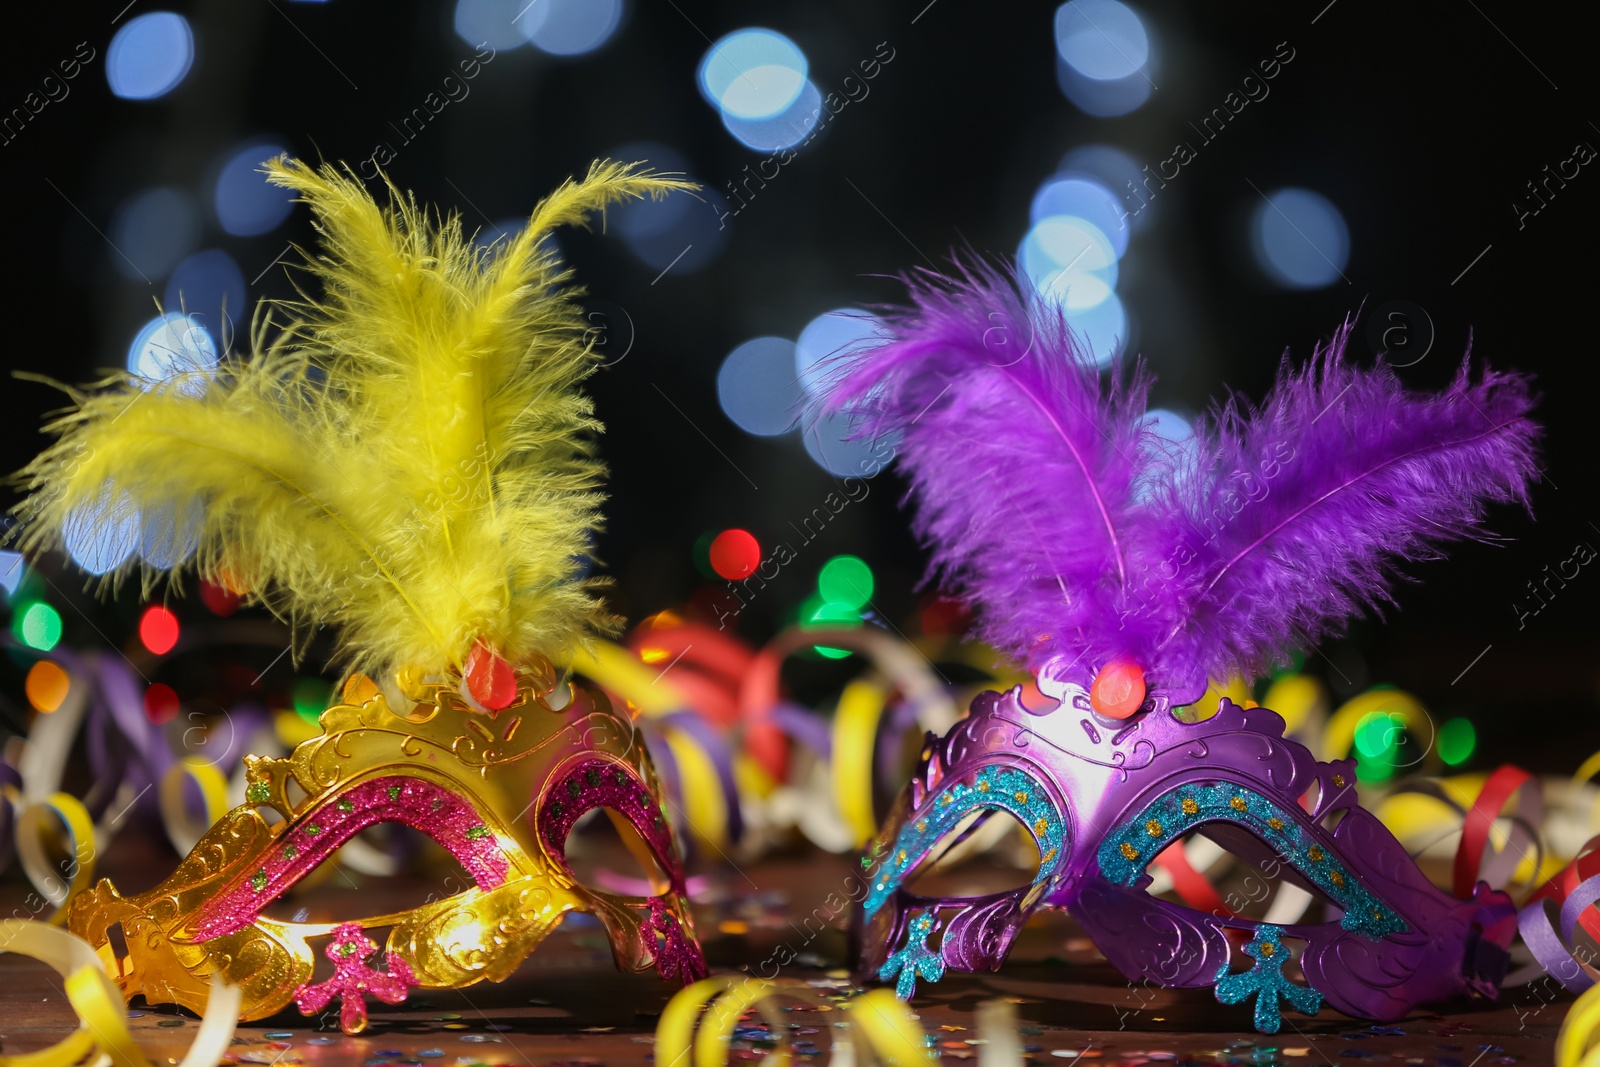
[818,261,1541,705]
[1148,321,1540,697]
[816,260,1159,680]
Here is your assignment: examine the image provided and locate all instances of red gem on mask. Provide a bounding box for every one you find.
[1090,661,1146,719]
[465,642,517,710]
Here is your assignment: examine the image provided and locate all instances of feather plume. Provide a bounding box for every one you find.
[1150,321,1540,694]
[817,259,1157,679]
[819,261,1540,704]
[10,156,698,679]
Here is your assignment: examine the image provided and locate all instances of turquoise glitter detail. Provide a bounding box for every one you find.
[862,766,1066,920]
[878,911,945,1000]
[1213,925,1322,1033]
[1096,781,1406,940]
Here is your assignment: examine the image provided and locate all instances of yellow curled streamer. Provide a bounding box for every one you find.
[568,640,691,717]
[14,793,95,924]
[0,919,240,1067]
[1559,981,1600,1067]
[1259,673,1327,741]
[1568,749,1600,836]
[662,726,729,852]
[1324,688,1430,765]
[833,679,889,849]
[656,975,928,1067]
[158,756,231,856]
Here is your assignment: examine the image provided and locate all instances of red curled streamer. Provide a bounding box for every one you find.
[1453,764,1538,899]
[1153,842,1235,918]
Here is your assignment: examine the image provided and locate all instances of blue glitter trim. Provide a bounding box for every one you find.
[1095,781,1406,940]
[862,765,1066,920]
[1213,924,1322,1033]
[878,911,946,999]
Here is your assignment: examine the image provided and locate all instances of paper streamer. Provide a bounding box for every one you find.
[0,919,239,1067]
[656,976,931,1067]
[1560,979,1600,1067]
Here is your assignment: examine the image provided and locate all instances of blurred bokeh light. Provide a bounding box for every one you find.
[796,309,880,397]
[1250,187,1350,289]
[214,142,296,236]
[110,187,201,282]
[1053,0,1154,117]
[718,337,802,436]
[106,12,195,101]
[525,0,625,55]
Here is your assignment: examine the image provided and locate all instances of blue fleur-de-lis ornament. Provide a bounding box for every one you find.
[879,911,946,999]
[1213,925,1322,1033]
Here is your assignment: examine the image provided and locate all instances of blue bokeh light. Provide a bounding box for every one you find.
[1053,0,1155,117]
[611,142,692,241]
[603,143,725,275]
[718,337,802,436]
[1055,0,1149,79]
[110,187,200,282]
[699,29,808,121]
[0,551,23,597]
[1028,290,1126,369]
[1144,408,1195,444]
[1019,216,1119,294]
[215,143,295,236]
[1057,56,1153,117]
[801,411,897,478]
[524,0,624,54]
[1251,187,1350,289]
[1030,177,1129,258]
[723,79,822,152]
[1059,144,1153,232]
[140,498,203,568]
[64,482,141,576]
[107,12,195,101]
[454,0,539,49]
[796,308,880,397]
[165,249,246,348]
[127,313,218,393]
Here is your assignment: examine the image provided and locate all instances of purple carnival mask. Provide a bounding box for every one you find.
[855,678,1517,1032]
[818,260,1540,1030]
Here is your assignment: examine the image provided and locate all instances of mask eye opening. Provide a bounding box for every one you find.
[1142,822,1344,926]
[904,807,1042,897]
[563,805,674,898]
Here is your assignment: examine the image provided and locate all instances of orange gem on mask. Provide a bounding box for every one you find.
[465,641,518,710]
[1089,660,1146,719]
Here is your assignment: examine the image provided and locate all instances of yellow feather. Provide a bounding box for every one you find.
[10,156,698,679]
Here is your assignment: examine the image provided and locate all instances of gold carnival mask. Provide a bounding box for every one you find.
[10,156,704,1033]
[66,661,703,1032]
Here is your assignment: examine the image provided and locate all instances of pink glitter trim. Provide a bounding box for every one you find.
[646,895,708,985]
[191,775,510,940]
[294,922,416,1033]
[535,758,686,895]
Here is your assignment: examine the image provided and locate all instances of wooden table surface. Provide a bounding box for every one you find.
[0,839,1563,1066]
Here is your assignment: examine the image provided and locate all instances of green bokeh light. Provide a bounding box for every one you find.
[293,677,333,722]
[1354,710,1406,782]
[818,555,874,610]
[1437,718,1476,767]
[807,600,860,659]
[17,602,62,652]
[691,530,718,580]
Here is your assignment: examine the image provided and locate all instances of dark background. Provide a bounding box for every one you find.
[2,1,1596,768]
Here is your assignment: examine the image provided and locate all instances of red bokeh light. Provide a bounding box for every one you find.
[709,528,761,580]
[200,580,240,616]
[139,605,181,655]
[144,682,181,725]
